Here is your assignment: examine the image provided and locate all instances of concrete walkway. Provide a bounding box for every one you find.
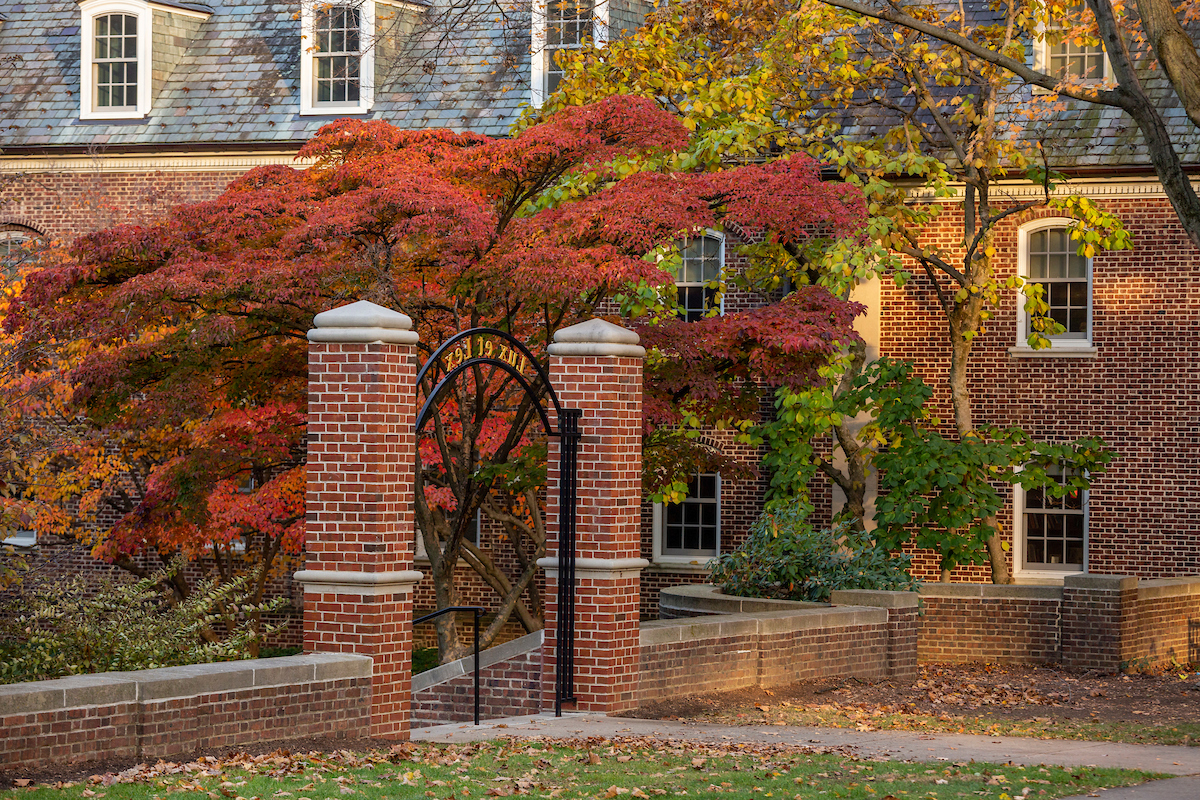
[412,713,1200,799]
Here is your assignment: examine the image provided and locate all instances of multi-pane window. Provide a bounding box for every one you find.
[1047,3,1105,79]
[314,5,362,104]
[675,235,722,322]
[1025,226,1089,339]
[93,13,138,109]
[1023,468,1085,570]
[662,473,720,556]
[0,231,33,275]
[544,0,592,96]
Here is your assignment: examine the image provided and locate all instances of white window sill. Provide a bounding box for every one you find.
[1008,345,1097,359]
[1014,569,1084,586]
[2,531,37,552]
[649,556,715,573]
[300,105,372,116]
[80,109,148,121]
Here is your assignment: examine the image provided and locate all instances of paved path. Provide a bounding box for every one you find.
[412,713,1200,799]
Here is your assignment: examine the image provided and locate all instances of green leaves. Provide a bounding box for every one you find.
[710,508,920,602]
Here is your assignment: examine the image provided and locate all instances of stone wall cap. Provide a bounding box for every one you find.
[1063,574,1139,591]
[548,318,645,358]
[308,301,419,344]
[830,589,921,608]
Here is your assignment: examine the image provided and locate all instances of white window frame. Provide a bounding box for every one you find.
[1010,217,1097,358]
[1032,3,1111,90]
[530,0,608,107]
[300,0,376,115]
[673,230,725,321]
[79,0,153,120]
[651,473,721,570]
[1012,472,1088,584]
[415,508,481,562]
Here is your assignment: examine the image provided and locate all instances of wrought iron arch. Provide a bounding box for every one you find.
[415,328,579,716]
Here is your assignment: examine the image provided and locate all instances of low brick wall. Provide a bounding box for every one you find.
[0,654,371,770]
[641,587,919,702]
[1134,577,1200,667]
[411,632,543,728]
[918,585,1063,665]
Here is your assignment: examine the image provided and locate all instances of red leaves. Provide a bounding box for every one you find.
[640,288,865,431]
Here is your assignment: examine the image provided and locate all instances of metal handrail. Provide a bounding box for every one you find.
[413,606,485,725]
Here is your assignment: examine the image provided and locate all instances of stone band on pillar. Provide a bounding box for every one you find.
[302,300,421,740]
[543,317,646,714]
[294,570,425,596]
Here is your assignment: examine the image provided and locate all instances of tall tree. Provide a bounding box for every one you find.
[6,97,864,657]
[553,0,1130,581]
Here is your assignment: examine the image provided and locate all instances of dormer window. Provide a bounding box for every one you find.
[531,0,608,107]
[301,1,375,115]
[1038,2,1108,82]
[79,0,153,120]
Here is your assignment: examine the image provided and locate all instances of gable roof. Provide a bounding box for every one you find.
[0,1,531,152]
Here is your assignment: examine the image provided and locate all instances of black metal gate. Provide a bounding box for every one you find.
[414,328,579,716]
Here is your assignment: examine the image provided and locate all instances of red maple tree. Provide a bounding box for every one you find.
[6,97,864,658]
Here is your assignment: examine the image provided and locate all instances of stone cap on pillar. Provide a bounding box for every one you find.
[548,318,645,358]
[307,300,419,344]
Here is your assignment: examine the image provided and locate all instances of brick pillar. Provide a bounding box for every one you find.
[294,301,422,739]
[1061,574,1139,672]
[538,319,648,713]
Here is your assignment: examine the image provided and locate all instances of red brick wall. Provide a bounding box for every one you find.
[917,590,1063,665]
[1134,582,1200,667]
[881,197,1200,582]
[411,647,543,727]
[0,656,370,770]
[0,168,251,241]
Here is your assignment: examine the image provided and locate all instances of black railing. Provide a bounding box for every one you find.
[413,606,485,725]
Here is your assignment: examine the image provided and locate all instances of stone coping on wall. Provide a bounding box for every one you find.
[641,604,888,646]
[658,583,826,617]
[412,631,543,692]
[1137,575,1200,599]
[0,653,372,717]
[917,584,1063,600]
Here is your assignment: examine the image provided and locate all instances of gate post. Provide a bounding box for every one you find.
[295,301,422,739]
[540,319,648,713]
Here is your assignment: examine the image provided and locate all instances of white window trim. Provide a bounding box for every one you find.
[530,0,609,108]
[300,0,376,116]
[415,508,481,563]
[79,0,153,120]
[651,474,721,571]
[1010,217,1097,358]
[673,229,726,318]
[1012,478,1088,584]
[2,529,37,552]
[1031,10,1112,93]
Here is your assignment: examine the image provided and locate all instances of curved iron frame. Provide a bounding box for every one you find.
[414,328,580,716]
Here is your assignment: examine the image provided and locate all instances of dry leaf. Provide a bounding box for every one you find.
[617,755,633,763]
[691,758,706,769]
[14,780,31,788]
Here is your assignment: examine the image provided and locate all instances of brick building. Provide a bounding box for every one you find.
[2,1,1198,637]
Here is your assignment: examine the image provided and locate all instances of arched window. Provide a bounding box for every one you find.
[0,227,41,276]
[1014,218,1095,356]
[673,233,724,322]
[79,0,152,119]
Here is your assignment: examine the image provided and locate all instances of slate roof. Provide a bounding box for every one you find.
[0,1,531,151]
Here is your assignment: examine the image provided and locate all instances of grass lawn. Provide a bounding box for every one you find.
[1,738,1166,800]
[706,703,1200,747]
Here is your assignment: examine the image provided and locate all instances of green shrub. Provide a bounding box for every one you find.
[0,567,285,685]
[710,503,920,602]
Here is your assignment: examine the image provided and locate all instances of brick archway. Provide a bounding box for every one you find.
[296,303,646,738]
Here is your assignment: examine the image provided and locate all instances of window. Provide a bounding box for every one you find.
[1014,467,1086,577]
[652,472,721,566]
[1036,2,1108,82]
[531,0,607,106]
[674,234,724,321]
[301,1,375,115]
[1,481,37,552]
[1013,219,1094,356]
[415,509,481,561]
[79,0,153,120]
[0,229,38,276]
